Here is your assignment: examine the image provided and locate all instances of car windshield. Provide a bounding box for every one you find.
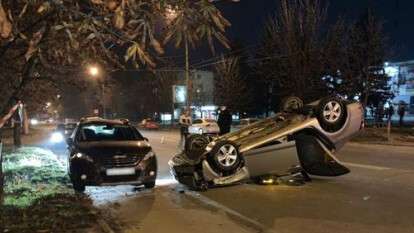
[79,123,143,141]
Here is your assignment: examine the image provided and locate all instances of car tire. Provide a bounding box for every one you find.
[185,134,210,161]
[280,96,304,113]
[144,181,156,189]
[72,180,85,193]
[316,97,347,132]
[208,140,242,174]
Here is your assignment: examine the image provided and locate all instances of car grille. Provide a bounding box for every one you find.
[101,155,142,168]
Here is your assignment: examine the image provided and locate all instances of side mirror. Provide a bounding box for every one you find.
[66,138,74,146]
[143,137,149,142]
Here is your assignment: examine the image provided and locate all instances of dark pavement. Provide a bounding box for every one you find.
[38,128,414,233]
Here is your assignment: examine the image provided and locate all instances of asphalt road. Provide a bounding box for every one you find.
[47,129,414,233]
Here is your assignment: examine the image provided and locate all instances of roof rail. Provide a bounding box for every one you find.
[80,116,102,123]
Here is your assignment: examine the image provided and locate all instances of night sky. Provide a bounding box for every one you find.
[211,0,414,62]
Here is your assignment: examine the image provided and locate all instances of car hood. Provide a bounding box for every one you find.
[77,141,152,157]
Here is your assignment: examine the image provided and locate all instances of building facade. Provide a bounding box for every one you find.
[385,60,414,121]
[173,69,217,120]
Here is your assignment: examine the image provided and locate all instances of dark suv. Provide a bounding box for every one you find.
[67,117,157,192]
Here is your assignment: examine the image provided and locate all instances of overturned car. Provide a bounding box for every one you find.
[169,97,364,190]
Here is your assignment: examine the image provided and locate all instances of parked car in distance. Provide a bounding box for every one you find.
[138,118,160,130]
[188,119,220,135]
[67,117,157,192]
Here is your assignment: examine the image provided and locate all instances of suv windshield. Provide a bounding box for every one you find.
[79,123,143,141]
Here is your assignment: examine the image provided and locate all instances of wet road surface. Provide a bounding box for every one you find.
[48,129,414,233]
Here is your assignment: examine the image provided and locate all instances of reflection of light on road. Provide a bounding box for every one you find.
[156,178,178,186]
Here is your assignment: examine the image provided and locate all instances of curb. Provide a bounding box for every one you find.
[349,141,414,148]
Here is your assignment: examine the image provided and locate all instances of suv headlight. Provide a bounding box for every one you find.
[143,150,155,160]
[71,152,93,162]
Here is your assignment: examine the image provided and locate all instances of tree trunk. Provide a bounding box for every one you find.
[23,106,29,135]
[13,123,21,148]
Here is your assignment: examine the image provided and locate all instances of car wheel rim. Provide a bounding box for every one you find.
[216,144,238,167]
[323,101,342,123]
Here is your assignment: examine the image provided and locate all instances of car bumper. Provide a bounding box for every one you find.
[70,156,157,186]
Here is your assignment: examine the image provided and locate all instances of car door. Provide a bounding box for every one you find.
[295,133,350,176]
[242,140,300,177]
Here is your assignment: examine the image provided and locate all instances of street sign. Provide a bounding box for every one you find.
[173,85,187,104]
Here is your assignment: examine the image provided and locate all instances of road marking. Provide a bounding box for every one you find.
[185,190,278,233]
[342,162,392,171]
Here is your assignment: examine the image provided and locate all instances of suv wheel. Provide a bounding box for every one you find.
[72,180,85,192]
[144,181,155,189]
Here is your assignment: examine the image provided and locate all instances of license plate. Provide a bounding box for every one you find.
[106,167,136,176]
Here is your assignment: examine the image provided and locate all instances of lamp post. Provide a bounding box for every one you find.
[88,65,106,118]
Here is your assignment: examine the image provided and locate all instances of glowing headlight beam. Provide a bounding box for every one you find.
[50,132,64,143]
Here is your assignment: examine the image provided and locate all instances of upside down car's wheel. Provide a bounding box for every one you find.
[185,134,210,161]
[317,97,347,132]
[208,141,242,173]
[280,96,304,113]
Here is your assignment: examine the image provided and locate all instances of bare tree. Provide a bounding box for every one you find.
[256,0,328,100]
[215,56,250,113]
[345,9,389,108]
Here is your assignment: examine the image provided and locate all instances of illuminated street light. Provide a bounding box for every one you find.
[89,66,99,77]
[87,64,106,118]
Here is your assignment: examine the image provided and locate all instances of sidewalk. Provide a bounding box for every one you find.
[351,127,414,147]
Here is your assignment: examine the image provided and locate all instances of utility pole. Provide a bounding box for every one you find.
[101,81,106,118]
[185,35,191,112]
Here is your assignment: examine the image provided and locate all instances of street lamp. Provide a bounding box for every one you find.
[89,66,99,77]
[87,65,106,118]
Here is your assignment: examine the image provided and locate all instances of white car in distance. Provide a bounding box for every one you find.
[188,119,220,135]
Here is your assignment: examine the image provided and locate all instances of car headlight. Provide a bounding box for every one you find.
[50,132,64,143]
[30,119,39,125]
[143,150,155,160]
[71,152,93,162]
